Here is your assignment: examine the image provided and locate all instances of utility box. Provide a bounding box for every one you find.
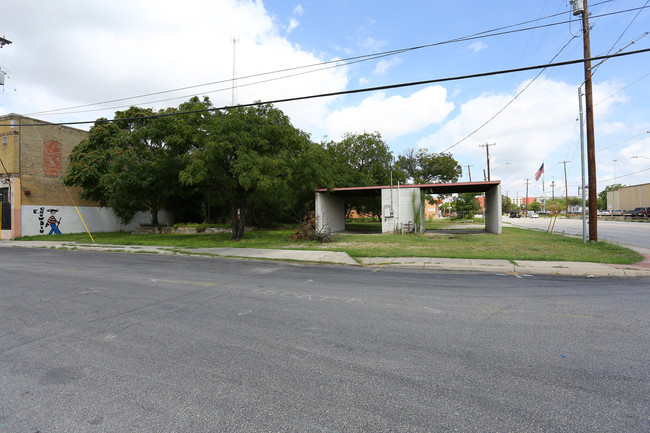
[571,0,584,15]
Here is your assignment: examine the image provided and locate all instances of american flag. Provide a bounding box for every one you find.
[535,163,544,181]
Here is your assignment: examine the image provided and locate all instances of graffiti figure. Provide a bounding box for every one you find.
[45,208,62,235]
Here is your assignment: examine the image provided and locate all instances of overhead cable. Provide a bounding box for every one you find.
[4,47,649,128]
[26,4,649,117]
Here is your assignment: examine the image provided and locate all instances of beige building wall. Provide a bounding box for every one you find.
[10,115,95,207]
[607,183,650,210]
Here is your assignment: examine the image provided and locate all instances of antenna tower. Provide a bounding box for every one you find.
[231,36,239,106]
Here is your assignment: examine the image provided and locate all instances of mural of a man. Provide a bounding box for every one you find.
[45,209,62,235]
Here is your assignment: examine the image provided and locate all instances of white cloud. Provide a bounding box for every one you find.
[325,86,454,141]
[417,77,580,175]
[287,18,300,35]
[0,0,347,134]
[468,42,487,53]
[373,57,402,75]
[286,4,304,35]
[414,76,638,193]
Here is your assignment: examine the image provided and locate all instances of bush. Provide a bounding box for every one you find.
[290,213,334,243]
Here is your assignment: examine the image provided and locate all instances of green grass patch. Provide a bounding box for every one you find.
[16,226,642,265]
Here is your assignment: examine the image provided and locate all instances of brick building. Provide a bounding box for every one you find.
[0,114,170,239]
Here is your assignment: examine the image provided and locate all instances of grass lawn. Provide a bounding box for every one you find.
[16,218,642,265]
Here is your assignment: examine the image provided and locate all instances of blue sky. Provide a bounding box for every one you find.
[1,0,649,201]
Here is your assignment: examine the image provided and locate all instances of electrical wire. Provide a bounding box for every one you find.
[25,3,649,117]
[3,47,649,128]
[439,35,579,153]
[592,0,649,76]
[597,130,650,152]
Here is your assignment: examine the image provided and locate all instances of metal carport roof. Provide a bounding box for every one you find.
[317,181,501,198]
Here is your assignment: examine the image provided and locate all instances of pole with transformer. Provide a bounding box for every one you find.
[571,0,598,241]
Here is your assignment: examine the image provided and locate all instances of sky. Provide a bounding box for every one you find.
[1,0,649,202]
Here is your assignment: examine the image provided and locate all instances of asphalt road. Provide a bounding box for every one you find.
[1,249,648,432]
[505,216,650,251]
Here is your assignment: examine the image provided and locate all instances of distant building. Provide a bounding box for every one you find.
[510,196,535,207]
[0,114,171,239]
[606,183,650,210]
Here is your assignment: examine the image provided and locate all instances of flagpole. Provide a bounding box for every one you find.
[542,161,546,212]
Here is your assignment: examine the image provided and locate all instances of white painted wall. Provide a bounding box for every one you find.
[315,193,346,233]
[381,187,423,233]
[21,205,173,237]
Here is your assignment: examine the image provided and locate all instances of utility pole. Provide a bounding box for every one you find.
[560,160,570,218]
[466,165,473,182]
[524,179,530,216]
[0,36,10,88]
[572,0,597,240]
[479,143,496,181]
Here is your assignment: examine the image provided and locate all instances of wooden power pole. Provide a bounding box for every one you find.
[479,143,495,181]
[573,0,598,240]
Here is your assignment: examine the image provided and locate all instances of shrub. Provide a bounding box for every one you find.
[290,213,334,243]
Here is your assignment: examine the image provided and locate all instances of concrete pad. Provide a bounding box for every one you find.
[190,247,360,265]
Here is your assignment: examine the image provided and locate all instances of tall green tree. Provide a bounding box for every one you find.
[453,193,481,218]
[396,148,462,184]
[180,103,325,240]
[325,132,394,218]
[63,106,193,225]
[502,195,513,213]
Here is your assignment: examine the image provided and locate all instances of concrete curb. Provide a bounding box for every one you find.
[1,240,649,278]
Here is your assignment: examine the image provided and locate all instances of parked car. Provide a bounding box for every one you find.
[598,209,612,216]
[529,213,539,218]
[508,211,520,218]
[611,209,624,216]
[631,207,649,216]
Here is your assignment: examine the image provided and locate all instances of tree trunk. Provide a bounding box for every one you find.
[230,190,247,241]
[151,206,159,226]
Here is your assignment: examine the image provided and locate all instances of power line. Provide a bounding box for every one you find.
[597,130,650,152]
[440,35,579,153]
[25,4,649,117]
[3,47,649,128]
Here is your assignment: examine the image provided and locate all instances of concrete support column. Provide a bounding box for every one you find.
[315,192,346,233]
[485,184,502,234]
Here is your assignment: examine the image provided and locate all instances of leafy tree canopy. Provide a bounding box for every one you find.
[395,148,462,184]
[180,103,326,240]
[63,106,192,225]
[453,193,481,215]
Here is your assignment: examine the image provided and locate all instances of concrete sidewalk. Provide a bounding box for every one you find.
[1,239,649,277]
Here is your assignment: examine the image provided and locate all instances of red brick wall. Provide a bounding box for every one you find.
[43,140,62,176]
